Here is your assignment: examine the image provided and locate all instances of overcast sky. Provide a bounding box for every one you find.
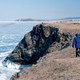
[0,0,80,20]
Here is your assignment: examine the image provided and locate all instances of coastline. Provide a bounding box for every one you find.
[10,20,80,80]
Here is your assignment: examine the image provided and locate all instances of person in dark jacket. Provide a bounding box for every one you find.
[72,33,80,57]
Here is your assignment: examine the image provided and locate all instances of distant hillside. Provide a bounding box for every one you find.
[15,17,80,22]
[15,18,50,21]
[59,17,80,20]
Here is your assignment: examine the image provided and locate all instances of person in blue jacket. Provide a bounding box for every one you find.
[72,33,80,57]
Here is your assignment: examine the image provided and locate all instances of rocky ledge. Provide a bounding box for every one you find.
[3,23,72,65]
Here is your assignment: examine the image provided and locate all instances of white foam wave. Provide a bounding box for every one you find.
[0,51,12,59]
[0,43,18,47]
[3,60,20,69]
[0,66,20,80]
[0,50,31,69]
[0,74,7,80]
[0,50,20,80]
[0,51,12,67]
[0,58,32,80]
[3,59,32,69]
[0,35,19,40]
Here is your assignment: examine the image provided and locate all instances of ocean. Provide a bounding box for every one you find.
[0,21,40,80]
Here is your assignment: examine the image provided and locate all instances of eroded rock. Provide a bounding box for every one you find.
[3,24,72,64]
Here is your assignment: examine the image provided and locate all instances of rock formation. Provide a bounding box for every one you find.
[10,21,80,80]
[3,23,72,64]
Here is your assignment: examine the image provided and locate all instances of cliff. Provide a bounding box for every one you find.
[11,21,80,80]
[3,23,72,65]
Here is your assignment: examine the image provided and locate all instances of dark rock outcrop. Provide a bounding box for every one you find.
[3,24,72,64]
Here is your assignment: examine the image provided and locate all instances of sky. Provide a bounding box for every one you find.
[0,0,80,20]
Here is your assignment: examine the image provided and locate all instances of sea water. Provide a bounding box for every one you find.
[0,21,41,80]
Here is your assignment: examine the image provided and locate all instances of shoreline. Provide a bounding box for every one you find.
[10,20,80,80]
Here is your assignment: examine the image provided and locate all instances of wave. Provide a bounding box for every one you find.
[0,43,18,47]
[3,59,32,69]
[0,50,20,80]
[0,64,20,80]
[0,35,20,39]
[0,50,32,69]
[0,50,12,58]
[3,60,20,69]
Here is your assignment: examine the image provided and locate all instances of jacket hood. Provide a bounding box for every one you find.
[75,33,80,37]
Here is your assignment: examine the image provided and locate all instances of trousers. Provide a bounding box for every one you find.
[76,48,80,57]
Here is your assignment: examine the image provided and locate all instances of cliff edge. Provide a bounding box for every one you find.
[11,21,80,80]
[3,23,72,64]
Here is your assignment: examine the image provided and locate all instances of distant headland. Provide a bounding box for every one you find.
[15,17,80,22]
[15,18,50,21]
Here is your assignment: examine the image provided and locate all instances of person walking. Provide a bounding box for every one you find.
[72,33,80,57]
